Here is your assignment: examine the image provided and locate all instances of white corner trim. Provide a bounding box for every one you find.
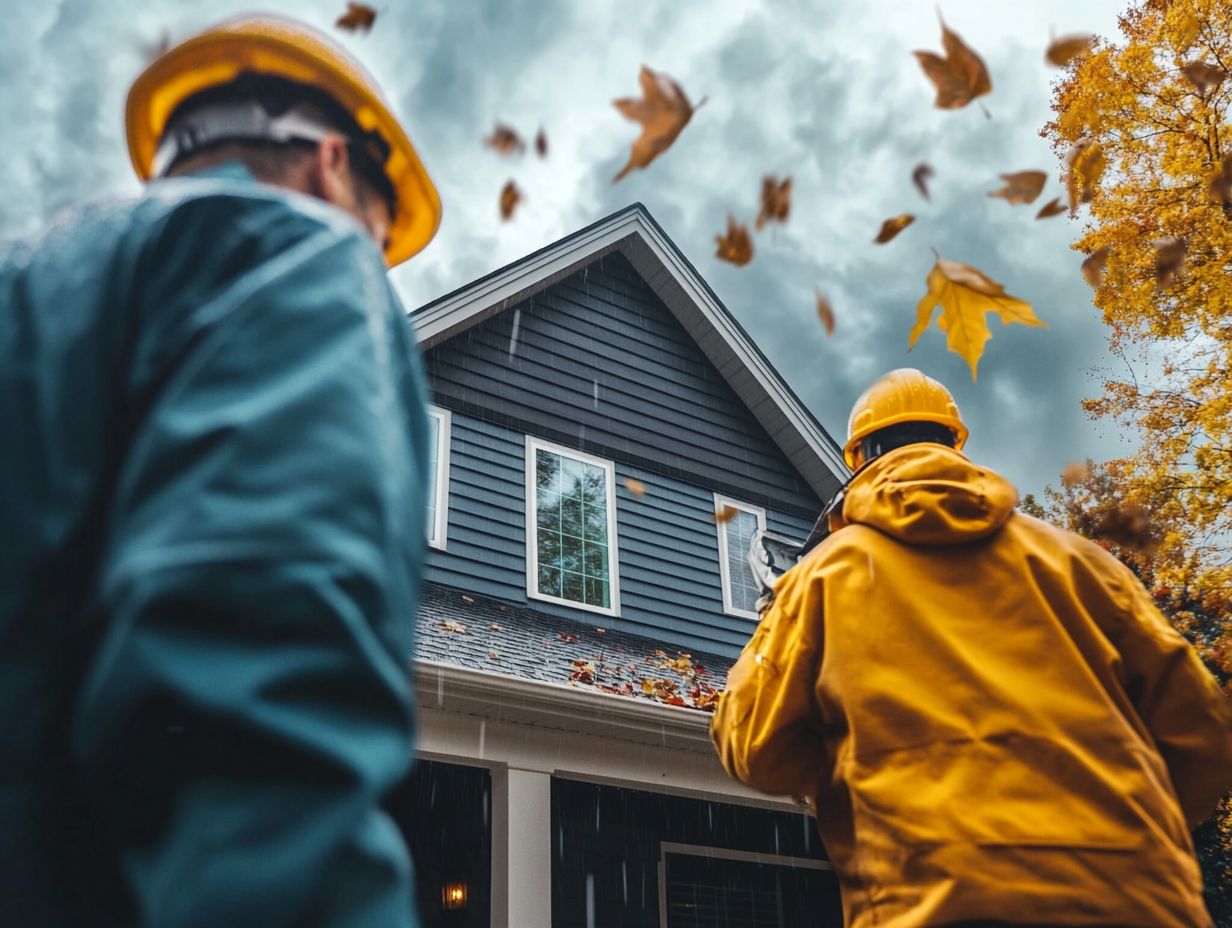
[523,435,621,618]
[713,494,765,621]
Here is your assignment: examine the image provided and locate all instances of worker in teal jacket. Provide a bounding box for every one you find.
[0,15,442,927]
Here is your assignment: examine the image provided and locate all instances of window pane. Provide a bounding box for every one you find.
[534,447,612,609]
[425,414,440,542]
[538,566,562,598]
[725,508,761,614]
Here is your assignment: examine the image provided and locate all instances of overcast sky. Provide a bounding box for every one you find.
[0,0,1136,500]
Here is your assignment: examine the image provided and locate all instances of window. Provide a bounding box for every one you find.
[714,495,766,619]
[525,437,619,615]
[426,406,451,549]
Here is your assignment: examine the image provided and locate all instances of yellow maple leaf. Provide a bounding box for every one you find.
[910,258,1047,380]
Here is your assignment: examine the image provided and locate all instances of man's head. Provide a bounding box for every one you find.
[843,368,968,470]
[125,14,441,266]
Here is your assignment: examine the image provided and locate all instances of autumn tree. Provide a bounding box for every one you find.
[1043,0,1231,603]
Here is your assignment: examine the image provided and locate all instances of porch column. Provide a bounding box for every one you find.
[490,765,552,928]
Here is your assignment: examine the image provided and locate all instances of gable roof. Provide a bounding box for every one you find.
[410,203,848,501]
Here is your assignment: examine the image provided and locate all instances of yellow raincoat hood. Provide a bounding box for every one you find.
[838,443,1018,546]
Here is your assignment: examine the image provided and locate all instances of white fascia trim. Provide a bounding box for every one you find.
[413,658,712,747]
[713,494,765,621]
[426,405,451,550]
[409,206,848,496]
[524,435,621,618]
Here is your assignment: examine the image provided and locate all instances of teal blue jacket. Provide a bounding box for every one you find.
[0,164,428,927]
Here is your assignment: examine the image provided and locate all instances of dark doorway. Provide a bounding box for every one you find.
[385,759,491,928]
[552,778,843,928]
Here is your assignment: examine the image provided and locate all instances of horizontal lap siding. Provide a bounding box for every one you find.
[421,254,827,658]
[423,254,821,515]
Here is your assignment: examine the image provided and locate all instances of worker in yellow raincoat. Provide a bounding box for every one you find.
[711,368,1232,928]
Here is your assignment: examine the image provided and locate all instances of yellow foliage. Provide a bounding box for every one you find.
[1044,0,1232,598]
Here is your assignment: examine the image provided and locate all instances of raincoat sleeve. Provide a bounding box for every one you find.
[710,562,827,797]
[1114,572,1232,827]
[72,203,428,928]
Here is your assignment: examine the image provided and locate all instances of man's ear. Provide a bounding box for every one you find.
[308,134,354,208]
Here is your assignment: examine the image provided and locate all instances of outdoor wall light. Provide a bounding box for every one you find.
[441,881,468,910]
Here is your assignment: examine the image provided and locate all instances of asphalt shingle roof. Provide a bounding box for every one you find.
[415,582,734,712]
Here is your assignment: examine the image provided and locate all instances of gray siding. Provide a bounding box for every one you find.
[419,253,823,657]
[424,413,814,656]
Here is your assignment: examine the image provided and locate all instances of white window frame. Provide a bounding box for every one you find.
[714,494,767,621]
[426,406,451,551]
[525,436,620,617]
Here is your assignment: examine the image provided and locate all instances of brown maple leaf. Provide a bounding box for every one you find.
[1153,236,1187,287]
[1060,459,1091,487]
[499,180,522,221]
[613,65,704,182]
[715,215,754,266]
[874,214,915,244]
[1046,33,1095,67]
[1091,503,1154,553]
[485,123,525,155]
[913,17,992,110]
[558,632,579,644]
[988,170,1047,205]
[912,162,935,201]
[1081,246,1110,288]
[1180,61,1227,96]
[1209,154,1232,206]
[335,2,377,33]
[755,175,792,230]
[911,257,1046,380]
[441,619,468,634]
[535,127,548,158]
[622,477,646,498]
[1065,138,1106,214]
[815,288,835,336]
[713,504,739,524]
[1035,196,1067,219]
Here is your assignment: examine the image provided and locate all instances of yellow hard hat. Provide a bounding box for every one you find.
[844,368,968,469]
[125,13,441,267]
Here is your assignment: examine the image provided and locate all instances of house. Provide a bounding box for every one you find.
[388,204,849,928]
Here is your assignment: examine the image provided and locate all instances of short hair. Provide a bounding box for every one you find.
[162,72,395,211]
[859,421,956,465]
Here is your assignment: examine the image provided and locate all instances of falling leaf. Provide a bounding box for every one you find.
[1092,503,1154,552]
[874,214,915,244]
[1081,246,1110,288]
[987,170,1047,205]
[755,175,792,230]
[441,619,469,634]
[910,257,1047,380]
[1065,138,1106,213]
[535,127,548,158]
[1061,459,1091,486]
[913,17,992,110]
[1035,196,1067,219]
[335,2,377,32]
[1046,33,1095,67]
[557,632,579,644]
[714,505,739,524]
[715,215,754,266]
[612,65,703,182]
[499,180,522,221]
[485,123,525,155]
[912,163,935,201]
[1209,154,1232,206]
[1180,61,1227,95]
[1153,236,1187,287]
[815,289,835,336]
[622,477,646,498]
[488,624,506,632]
